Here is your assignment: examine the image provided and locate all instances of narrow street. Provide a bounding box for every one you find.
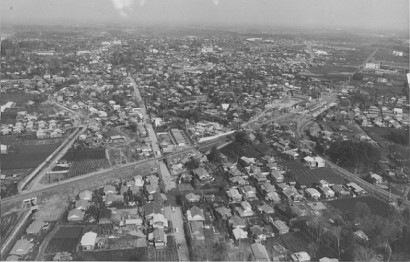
[128,75,189,261]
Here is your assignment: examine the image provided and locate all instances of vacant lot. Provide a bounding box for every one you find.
[328,196,390,218]
[285,161,345,187]
[45,226,83,255]
[0,211,25,241]
[364,127,409,146]
[1,143,60,170]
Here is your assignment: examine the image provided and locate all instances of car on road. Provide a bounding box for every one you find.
[172,206,176,212]
[174,227,179,233]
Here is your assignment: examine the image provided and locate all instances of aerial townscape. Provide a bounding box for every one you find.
[0,0,409,262]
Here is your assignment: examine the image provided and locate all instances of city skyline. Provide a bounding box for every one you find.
[1,0,409,32]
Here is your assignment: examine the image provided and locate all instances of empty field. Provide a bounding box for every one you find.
[45,226,84,255]
[1,143,60,170]
[328,196,390,218]
[285,161,345,187]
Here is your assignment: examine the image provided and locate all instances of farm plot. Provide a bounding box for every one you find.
[328,196,390,218]
[60,149,111,178]
[0,211,25,241]
[44,226,83,255]
[63,149,107,162]
[1,143,60,170]
[285,161,345,187]
[66,159,111,178]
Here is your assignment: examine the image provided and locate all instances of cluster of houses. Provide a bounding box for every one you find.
[65,173,175,251]
[0,107,72,138]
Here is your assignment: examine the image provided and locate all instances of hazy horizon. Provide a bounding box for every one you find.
[1,0,409,33]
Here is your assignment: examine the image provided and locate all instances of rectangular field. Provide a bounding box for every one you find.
[285,161,345,187]
[44,226,84,255]
[67,159,111,178]
[0,211,25,241]
[63,149,107,161]
[79,248,148,261]
[328,196,390,218]
[1,143,60,170]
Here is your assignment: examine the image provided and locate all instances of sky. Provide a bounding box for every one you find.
[1,0,409,31]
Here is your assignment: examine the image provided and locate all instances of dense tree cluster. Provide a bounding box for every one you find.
[327,140,381,173]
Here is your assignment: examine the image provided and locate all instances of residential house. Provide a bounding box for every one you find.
[189,221,205,241]
[105,193,124,206]
[149,228,167,249]
[305,188,321,200]
[250,243,271,262]
[229,216,246,229]
[144,202,163,220]
[240,185,258,201]
[236,201,254,217]
[232,227,248,240]
[272,219,289,235]
[250,225,268,242]
[270,170,285,183]
[10,239,33,256]
[151,214,168,229]
[291,252,311,262]
[67,209,85,222]
[227,188,243,203]
[79,190,93,201]
[81,232,97,251]
[185,193,201,202]
[215,206,232,219]
[187,206,205,221]
[26,220,44,235]
[75,199,90,211]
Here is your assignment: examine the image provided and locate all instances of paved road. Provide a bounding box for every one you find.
[128,76,161,156]
[27,126,88,191]
[164,206,189,261]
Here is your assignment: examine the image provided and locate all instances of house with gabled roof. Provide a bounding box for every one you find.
[229,216,246,229]
[187,206,205,221]
[144,202,163,219]
[189,221,205,241]
[239,185,258,201]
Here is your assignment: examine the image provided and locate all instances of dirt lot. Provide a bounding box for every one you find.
[34,194,70,222]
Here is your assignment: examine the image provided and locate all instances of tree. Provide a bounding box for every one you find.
[208,146,223,165]
[354,202,372,220]
[353,246,376,261]
[235,131,250,145]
